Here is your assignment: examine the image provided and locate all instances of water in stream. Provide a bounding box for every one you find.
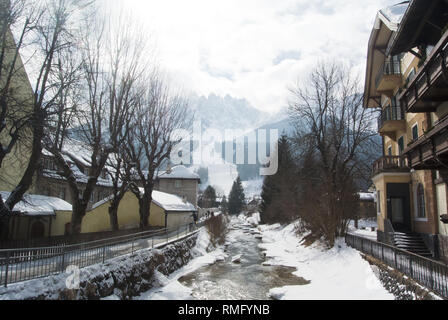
[178,219,310,300]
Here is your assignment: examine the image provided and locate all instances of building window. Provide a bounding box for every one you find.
[59,188,66,200]
[376,191,381,216]
[43,157,57,171]
[417,183,426,218]
[387,146,392,156]
[412,124,419,142]
[398,136,405,155]
[43,187,51,197]
[175,180,182,188]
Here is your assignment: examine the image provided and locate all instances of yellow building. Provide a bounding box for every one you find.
[5,189,197,241]
[2,192,73,240]
[82,190,197,234]
[0,29,35,192]
[364,1,448,261]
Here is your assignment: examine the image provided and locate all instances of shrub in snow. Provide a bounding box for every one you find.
[205,214,228,246]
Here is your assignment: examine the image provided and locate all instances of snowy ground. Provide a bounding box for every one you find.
[251,216,394,300]
[347,218,378,241]
[133,228,227,300]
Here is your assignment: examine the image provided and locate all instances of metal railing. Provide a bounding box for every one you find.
[0,221,205,287]
[375,59,402,89]
[401,31,448,112]
[383,219,396,246]
[346,233,448,299]
[372,156,409,177]
[378,105,405,131]
[0,226,162,250]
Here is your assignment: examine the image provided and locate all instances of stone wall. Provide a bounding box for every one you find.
[0,233,199,300]
[362,254,441,300]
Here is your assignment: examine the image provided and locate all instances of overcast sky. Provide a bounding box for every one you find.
[100,0,400,114]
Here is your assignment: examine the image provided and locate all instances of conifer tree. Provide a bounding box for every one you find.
[220,195,228,214]
[260,135,298,224]
[228,176,245,215]
[203,185,217,208]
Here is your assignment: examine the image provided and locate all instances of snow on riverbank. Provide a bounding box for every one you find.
[258,222,394,300]
[136,228,227,300]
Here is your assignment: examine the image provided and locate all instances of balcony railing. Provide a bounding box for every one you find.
[404,114,448,170]
[375,59,402,90]
[372,156,409,177]
[400,31,448,113]
[377,105,405,132]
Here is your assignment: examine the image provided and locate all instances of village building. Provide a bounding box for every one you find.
[154,165,201,206]
[1,192,72,240]
[3,188,197,241]
[363,0,448,261]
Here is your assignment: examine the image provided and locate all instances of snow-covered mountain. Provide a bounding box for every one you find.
[188,93,278,132]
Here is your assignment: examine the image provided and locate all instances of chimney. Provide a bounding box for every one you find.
[166,163,172,174]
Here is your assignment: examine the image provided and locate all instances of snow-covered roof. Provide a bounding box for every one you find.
[359,193,375,202]
[42,138,115,187]
[157,165,200,181]
[0,192,72,216]
[91,189,197,212]
[375,3,408,31]
[151,190,197,212]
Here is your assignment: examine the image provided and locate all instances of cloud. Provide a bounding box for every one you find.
[100,0,401,113]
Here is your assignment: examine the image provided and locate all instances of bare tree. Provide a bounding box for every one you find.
[105,145,133,231]
[44,12,147,234]
[289,62,378,246]
[0,0,90,239]
[126,74,190,228]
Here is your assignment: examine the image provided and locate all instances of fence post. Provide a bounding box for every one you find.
[61,246,66,272]
[430,262,434,291]
[102,245,106,264]
[394,250,398,270]
[4,251,10,288]
[177,227,179,239]
[152,236,154,249]
[409,255,413,278]
[131,236,134,254]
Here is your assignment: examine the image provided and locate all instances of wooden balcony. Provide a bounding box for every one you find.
[372,156,410,178]
[403,114,448,170]
[377,105,406,139]
[375,59,402,94]
[400,31,448,113]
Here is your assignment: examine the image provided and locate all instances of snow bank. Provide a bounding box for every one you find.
[246,212,261,227]
[259,223,394,300]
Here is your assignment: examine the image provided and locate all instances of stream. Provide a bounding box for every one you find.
[178,218,309,300]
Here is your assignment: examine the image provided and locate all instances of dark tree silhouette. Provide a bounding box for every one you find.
[228,176,245,215]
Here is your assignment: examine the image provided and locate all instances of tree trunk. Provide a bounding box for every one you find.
[138,193,153,229]
[108,204,119,231]
[0,210,10,241]
[70,202,88,235]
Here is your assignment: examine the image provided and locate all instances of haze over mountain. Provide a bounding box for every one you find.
[188,93,287,133]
